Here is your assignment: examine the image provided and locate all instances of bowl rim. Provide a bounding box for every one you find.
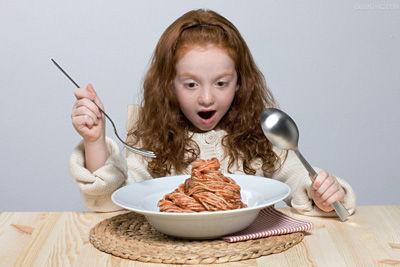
[111,174,291,217]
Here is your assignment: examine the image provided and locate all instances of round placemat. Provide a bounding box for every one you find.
[89,212,304,264]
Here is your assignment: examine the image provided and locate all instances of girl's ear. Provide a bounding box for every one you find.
[235,83,239,91]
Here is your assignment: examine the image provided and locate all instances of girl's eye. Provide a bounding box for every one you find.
[216,81,227,87]
[185,82,197,88]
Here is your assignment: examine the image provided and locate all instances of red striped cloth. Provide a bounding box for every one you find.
[223,206,313,242]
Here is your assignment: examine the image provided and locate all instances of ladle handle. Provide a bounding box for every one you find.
[294,149,317,178]
[293,149,350,222]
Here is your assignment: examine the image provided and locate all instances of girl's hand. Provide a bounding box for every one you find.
[71,84,105,143]
[310,171,345,212]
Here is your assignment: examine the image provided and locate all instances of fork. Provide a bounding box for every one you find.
[51,58,156,158]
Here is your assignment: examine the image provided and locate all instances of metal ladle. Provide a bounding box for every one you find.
[260,108,350,221]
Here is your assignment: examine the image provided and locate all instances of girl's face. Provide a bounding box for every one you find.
[173,44,238,132]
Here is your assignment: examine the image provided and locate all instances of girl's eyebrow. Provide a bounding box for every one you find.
[215,73,235,79]
[177,73,197,79]
[177,72,235,80]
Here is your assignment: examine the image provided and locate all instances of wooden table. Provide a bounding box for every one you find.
[0,206,399,266]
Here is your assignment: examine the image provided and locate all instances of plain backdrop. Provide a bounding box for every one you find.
[0,0,399,211]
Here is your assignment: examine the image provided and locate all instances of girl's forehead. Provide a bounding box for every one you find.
[174,46,236,79]
[176,46,234,66]
[176,43,232,61]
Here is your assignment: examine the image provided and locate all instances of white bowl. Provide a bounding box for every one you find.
[111,174,290,239]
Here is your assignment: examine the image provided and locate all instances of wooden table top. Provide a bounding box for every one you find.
[1,205,399,266]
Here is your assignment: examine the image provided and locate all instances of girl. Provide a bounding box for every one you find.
[70,9,356,215]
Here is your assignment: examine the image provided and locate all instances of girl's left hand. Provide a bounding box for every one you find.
[310,171,345,212]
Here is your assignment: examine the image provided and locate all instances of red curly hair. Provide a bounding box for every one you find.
[128,9,279,177]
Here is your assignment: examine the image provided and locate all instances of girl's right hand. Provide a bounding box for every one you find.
[71,84,105,143]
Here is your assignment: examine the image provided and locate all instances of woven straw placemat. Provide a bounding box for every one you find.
[89,212,304,264]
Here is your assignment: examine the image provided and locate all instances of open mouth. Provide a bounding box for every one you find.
[198,110,216,120]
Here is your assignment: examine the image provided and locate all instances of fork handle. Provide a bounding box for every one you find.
[92,101,156,158]
[293,149,350,222]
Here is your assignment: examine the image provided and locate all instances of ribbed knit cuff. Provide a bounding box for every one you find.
[82,194,124,212]
[69,137,127,196]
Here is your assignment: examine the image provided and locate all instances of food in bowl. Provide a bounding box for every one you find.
[158,158,247,212]
[111,174,291,239]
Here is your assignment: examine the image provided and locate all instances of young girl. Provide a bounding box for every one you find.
[70,9,356,215]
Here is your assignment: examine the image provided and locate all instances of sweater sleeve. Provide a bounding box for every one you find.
[272,148,356,217]
[69,104,155,212]
[69,137,128,212]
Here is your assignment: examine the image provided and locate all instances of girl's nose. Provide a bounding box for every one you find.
[198,87,215,107]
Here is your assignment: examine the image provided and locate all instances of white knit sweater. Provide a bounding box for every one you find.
[69,129,356,216]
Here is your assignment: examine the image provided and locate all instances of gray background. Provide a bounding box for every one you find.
[1,0,399,211]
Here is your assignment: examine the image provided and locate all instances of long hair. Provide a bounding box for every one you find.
[128,9,279,177]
